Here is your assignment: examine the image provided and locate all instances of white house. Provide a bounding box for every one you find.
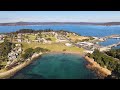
[17,39,22,42]
[15,44,21,47]
[0,34,5,43]
[84,50,94,54]
[18,47,22,53]
[65,43,72,47]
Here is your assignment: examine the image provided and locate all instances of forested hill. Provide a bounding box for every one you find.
[0,22,120,26]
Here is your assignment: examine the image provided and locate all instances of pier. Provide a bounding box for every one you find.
[102,34,120,40]
[99,42,120,52]
[63,34,120,52]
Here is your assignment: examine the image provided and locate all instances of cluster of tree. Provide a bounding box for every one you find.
[46,38,52,41]
[15,29,54,34]
[11,29,81,36]
[75,37,94,43]
[16,29,36,33]
[87,49,120,79]
[0,40,15,69]
[105,49,120,59]
[89,36,94,40]
[0,40,15,58]
[22,47,50,59]
[57,30,81,36]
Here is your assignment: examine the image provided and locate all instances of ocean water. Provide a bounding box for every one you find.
[1,25,120,79]
[99,38,120,46]
[0,25,120,37]
[1,25,120,47]
[10,53,97,79]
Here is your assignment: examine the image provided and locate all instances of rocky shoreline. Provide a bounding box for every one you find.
[84,56,112,79]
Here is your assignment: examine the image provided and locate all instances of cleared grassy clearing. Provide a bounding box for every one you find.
[21,42,84,53]
[67,34,89,41]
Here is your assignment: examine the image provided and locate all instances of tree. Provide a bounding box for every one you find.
[63,49,66,51]
[46,38,52,41]
[106,48,120,59]
[34,47,42,53]
[22,48,34,59]
[0,40,14,57]
[38,33,42,38]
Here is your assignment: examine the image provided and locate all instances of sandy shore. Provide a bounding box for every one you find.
[84,56,111,78]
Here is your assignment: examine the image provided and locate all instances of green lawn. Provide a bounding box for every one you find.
[42,35,56,42]
[21,42,84,53]
[67,33,89,42]
[1,61,7,66]
[27,34,36,40]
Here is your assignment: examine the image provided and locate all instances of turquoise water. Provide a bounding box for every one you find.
[0,25,120,37]
[10,53,97,79]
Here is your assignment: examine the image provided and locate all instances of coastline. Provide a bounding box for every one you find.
[0,51,85,79]
[84,56,112,78]
[0,50,111,79]
[0,53,42,79]
[46,51,86,57]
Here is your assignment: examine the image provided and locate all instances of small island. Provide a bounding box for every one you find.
[0,29,120,79]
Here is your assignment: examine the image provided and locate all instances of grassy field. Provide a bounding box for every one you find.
[21,42,84,53]
[42,35,56,42]
[25,34,56,42]
[27,34,36,40]
[7,33,86,54]
[67,34,89,42]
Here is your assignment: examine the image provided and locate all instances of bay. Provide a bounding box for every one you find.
[11,53,97,79]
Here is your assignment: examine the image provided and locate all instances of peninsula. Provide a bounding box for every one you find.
[0,29,120,79]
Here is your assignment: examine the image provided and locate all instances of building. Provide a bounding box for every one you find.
[0,34,5,43]
[77,42,94,47]
[56,35,67,42]
[8,51,18,61]
[17,39,22,42]
[65,43,72,47]
[84,50,94,54]
[17,33,22,42]
[15,44,21,47]
[17,33,22,38]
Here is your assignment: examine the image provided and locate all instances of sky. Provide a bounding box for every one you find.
[0,11,120,23]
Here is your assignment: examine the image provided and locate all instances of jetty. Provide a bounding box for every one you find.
[102,34,120,40]
[99,42,120,52]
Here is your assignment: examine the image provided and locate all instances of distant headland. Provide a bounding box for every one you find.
[0,22,120,26]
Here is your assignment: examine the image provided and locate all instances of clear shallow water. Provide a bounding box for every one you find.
[10,53,97,79]
[0,25,120,37]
